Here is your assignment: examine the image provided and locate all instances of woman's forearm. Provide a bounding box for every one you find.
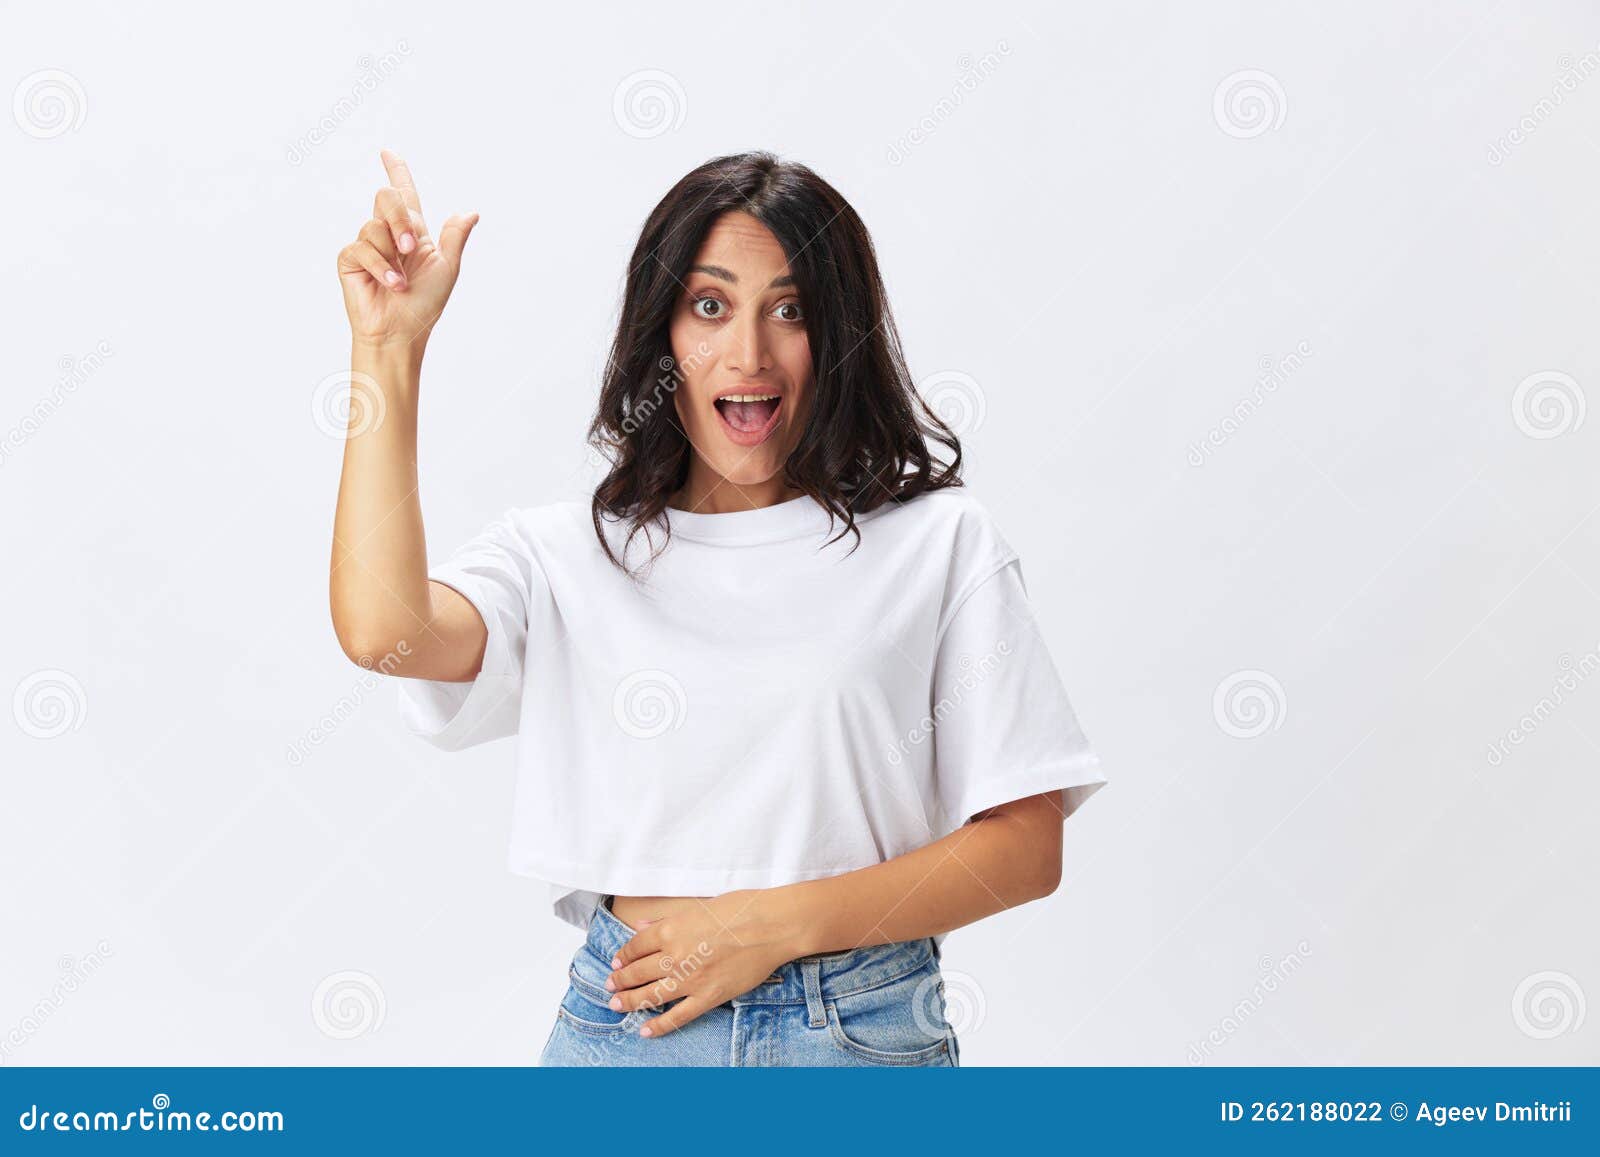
[329,151,482,674]
[328,340,430,659]
[769,790,1066,957]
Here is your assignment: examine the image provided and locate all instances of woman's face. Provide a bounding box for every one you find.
[669,211,814,496]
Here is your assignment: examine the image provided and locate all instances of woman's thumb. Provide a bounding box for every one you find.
[438,211,480,266]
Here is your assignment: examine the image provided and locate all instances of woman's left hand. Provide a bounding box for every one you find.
[604,889,807,1037]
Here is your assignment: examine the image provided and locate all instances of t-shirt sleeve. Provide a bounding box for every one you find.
[931,555,1107,829]
[395,509,540,751]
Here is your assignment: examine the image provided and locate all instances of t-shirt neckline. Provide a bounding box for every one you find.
[664,493,840,545]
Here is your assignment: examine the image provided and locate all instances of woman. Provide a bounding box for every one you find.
[329,149,1107,1066]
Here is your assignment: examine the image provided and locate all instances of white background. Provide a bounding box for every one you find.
[2,0,1596,1066]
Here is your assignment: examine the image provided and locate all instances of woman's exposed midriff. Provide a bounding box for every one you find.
[607,894,715,933]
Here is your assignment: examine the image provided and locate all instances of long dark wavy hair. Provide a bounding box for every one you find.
[587,151,962,575]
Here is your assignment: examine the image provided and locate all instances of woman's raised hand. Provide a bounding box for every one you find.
[336,149,479,350]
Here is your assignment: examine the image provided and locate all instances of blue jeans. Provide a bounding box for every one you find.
[538,895,961,1067]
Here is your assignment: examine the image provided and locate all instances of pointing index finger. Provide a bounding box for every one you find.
[379,148,425,220]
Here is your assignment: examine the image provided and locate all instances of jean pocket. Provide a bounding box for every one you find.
[825,968,953,1066]
[557,964,646,1035]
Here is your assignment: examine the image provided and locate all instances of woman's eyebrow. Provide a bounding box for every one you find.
[688,263,795,289]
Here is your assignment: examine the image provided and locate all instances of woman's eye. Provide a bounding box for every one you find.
[774,302,804,322]
[692,296,724,319]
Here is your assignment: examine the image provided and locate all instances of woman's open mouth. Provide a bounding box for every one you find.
[712,393,783,447]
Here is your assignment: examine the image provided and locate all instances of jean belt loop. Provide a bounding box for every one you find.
[801,958,826,1028]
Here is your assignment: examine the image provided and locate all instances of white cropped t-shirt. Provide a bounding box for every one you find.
[396,487,1107,941]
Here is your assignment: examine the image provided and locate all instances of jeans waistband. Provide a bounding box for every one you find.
[586,895,939,1020]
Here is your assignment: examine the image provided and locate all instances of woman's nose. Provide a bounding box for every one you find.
[725,313,771,374]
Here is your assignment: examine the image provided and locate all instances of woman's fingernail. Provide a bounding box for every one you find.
[383,270,401,287]
[639,1026,653,1038]
[399,232,415,253]
[610,957,622,969]
[604,978,616,991]
[609,997,622,1010]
